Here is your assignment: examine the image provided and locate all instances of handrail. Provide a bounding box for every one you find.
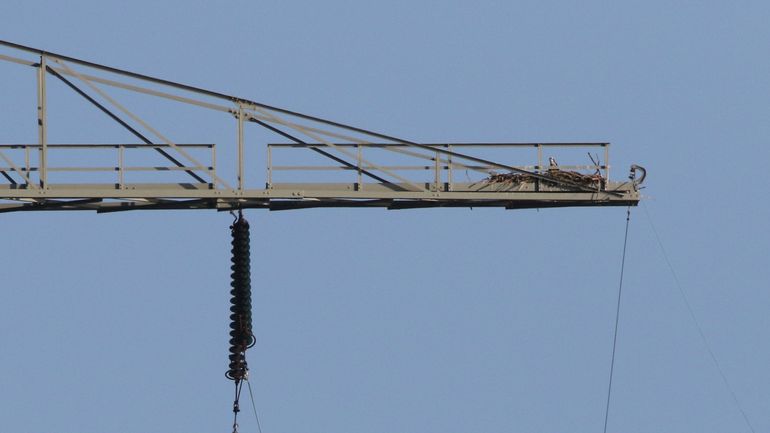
[267,142,610,192]
[268,142,609,148]
[0,143,216,187]
[0,143,214,149]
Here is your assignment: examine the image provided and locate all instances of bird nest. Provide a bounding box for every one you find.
[485,168,605,188]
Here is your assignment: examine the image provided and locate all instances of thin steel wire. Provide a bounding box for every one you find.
[642,203,756,433]
[246,378,264,433]
[602,207,631,433]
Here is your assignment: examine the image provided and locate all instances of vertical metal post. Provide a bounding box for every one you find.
[117,144,124,188]
[356,144,362,190]
[604,143,610,181]
[210,144,217,189]
[446,144,452,191]
[37,55,48,187]
[434,148,440,191]
[237,104,245,191]
[357,144,363,191]
[24,145,30,180]
[536,144,542,192]
[266,145,272,188]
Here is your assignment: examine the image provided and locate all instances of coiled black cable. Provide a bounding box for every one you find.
[226,211,254,382]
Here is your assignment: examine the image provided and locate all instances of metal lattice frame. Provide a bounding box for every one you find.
[0,40,643,213]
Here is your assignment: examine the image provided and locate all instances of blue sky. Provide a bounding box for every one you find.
[1,1,769,432]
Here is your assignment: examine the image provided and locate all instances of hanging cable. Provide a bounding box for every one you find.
[642,203,756,433]
[602,207,631,433]
[226,210,254,433]
[246,379,264,433]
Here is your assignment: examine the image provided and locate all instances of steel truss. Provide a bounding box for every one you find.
[0,40,642,213]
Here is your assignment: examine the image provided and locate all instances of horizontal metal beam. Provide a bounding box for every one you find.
[0,181,638,200]
[0,143,213,149]
[268,142,609,148]
[0,198,103,213]
[0,166,211,173]
[0,197,637,213]
[269,164,605,171]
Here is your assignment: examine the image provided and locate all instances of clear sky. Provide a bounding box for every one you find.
[1,1,769,432]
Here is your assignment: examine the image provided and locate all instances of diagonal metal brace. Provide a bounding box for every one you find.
[45,67,208,184]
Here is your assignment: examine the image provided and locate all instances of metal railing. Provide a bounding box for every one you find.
[267,142,610,191]
[0,144,216,188]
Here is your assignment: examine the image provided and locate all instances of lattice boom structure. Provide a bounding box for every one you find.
[0,40,643,213]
